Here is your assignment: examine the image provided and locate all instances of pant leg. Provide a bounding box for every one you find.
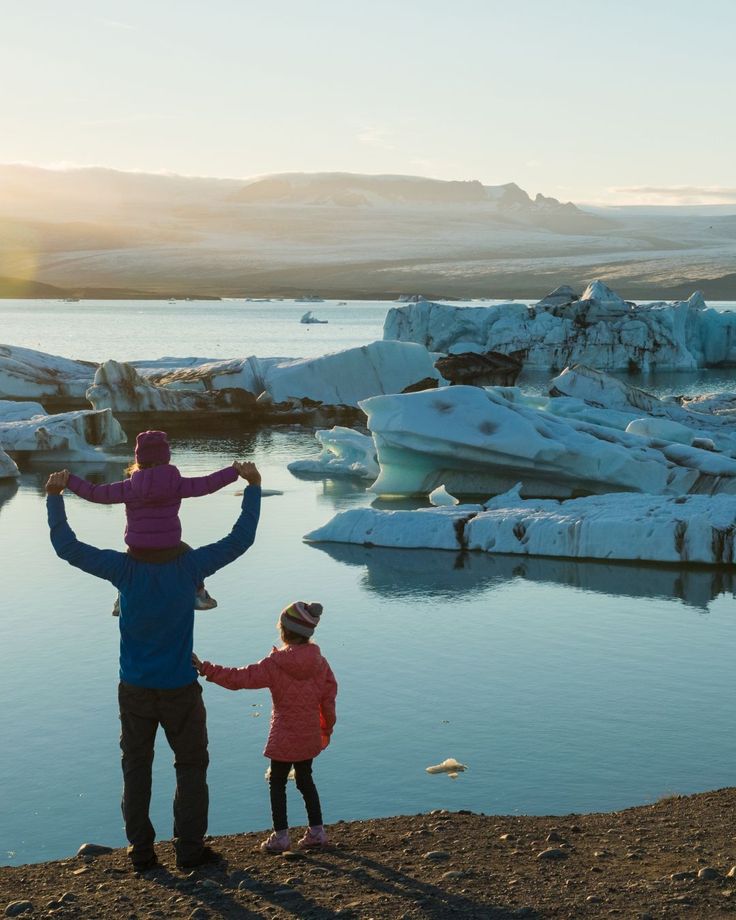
[269,760,292,832]
[293,759,323,827]
[118,682,159,863]
[159,681,210,864]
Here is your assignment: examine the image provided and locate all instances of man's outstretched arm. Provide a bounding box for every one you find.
[190,462,262,580]
[46,471,128,587]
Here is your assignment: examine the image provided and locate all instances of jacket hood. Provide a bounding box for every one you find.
[270,643,325,681]
[129,464,182,500]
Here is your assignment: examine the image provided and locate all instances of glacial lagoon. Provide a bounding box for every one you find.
[2,299,736,865]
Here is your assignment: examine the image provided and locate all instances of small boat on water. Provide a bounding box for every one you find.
[300,310,329,325]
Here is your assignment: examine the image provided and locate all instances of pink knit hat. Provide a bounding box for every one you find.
[134,430,171,465]
[280,601,323,638]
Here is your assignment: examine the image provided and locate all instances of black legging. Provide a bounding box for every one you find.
[269,759,323,831]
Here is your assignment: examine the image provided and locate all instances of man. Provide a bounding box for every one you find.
[45,461,261,871]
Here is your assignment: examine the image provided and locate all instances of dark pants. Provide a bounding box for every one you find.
[269,759,323,832]
[118,680,209,864]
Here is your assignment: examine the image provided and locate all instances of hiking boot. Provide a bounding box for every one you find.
[176,845,222,870]
[297,825,329,849]
[131,853,158,872]
[260,831,290,854]
[194,588,218,611]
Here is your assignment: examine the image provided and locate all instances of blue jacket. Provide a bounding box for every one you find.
[47,485,261,689]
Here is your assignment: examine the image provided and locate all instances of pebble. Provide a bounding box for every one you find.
[499,833,514,842]
[423,850,450,861]
[282,850,303,860]
[76,843,113,858]
[72,866,91,876]
[697,866,721,880]
[670,871,696,881]
[442,870,464,880]
[546,831,564,843]
[197,879,221,890]
[4,903,33,918]
[585,895,603,904]
[728,866,736,877]
[537,847,568,860]
[60,894,76,904]
[188,910,208,920]
[273,888,297,897]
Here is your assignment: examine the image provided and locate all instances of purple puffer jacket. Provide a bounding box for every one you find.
[67,464,238,549]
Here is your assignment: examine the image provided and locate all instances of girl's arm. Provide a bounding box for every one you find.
[67,473,129,504]
[319,663,338,744]
[195,653,274,691]
[178,465,239,499]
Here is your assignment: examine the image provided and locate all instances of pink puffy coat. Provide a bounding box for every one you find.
[67,464,238,549]
[200,643,337,762]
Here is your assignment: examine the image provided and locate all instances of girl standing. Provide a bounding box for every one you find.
[193,600,337,852]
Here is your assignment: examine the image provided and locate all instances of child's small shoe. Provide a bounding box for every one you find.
[112,595,120,617]
[260,830,290,854]
[194,588,218,611]
[297,825,329,849]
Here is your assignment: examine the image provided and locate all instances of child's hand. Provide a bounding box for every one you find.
[320,732,331,750]
[45,470,70,494]
[192,652,204,674]
[233,461,261,486]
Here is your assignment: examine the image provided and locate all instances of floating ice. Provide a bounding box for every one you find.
[384,283,736,371]
[426,758,468,776]
[264,341,442,408]
[306,487,736,565]
[0,344,96,407]
[0,446,19,479]
[0,407,126,460]
[300,311,328,324]
[288,427,379,480]
[429,485,459,506]
[359,386,736,499]
[87,360,257,417]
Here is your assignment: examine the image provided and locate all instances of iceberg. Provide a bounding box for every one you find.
[383,282,736,371]
[0,344,96,407]
[0,446,19,479]
[305,486,736,565]
[300,311,328,324]
[263,341,442,409]
[288,427,379,480]
[549,365,736,454]
[0,407,126,461]
[143,356,289,394]
[87,360,258,418]
[359,386,736,499]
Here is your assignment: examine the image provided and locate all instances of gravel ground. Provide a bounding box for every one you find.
[4,788,736,919]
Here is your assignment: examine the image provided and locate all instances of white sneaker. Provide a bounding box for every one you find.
[260,831,290,854]
[194,588,218,611]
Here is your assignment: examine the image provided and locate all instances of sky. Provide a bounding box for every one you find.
[1,0,735,204]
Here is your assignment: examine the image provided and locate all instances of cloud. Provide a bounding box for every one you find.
[610,185,736,205]
[356,124,396,151]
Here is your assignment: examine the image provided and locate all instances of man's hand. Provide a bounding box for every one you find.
[192,652,205,675]
[45,470,70,495]
[233,461,261,486]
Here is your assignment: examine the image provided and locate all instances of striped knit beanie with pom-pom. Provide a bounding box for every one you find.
[280,601,323,638]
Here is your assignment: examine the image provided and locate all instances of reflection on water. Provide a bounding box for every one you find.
[311,542,736,610]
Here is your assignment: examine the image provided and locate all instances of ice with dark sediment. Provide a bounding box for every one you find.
[359,386,736,500]
[383,281,736,371]
[304,484,736,565]
[0,404,126,460]
[0,446,19,478]
[0,344,96,405]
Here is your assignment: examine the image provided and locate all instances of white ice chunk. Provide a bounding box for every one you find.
[429,484,459,506]
[0,446,19,479]
[306,488,736,565]
[359,386,736,499]
[383,282,736,371]
[0,408,126,460]
[264,341,441,408]
[426,758,468,775]
[0,344,96,404]
[288,427,379,480]
[305,503,483,550]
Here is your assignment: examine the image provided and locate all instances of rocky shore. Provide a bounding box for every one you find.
[4,789,736,918]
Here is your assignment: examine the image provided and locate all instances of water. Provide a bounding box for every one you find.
[1,300,736,866]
